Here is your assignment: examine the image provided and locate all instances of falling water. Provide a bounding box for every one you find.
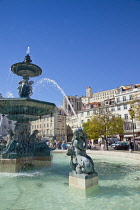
[33,78,77,117]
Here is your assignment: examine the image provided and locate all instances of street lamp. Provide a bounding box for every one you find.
[128,107,136,151]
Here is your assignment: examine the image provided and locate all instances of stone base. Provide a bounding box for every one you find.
[0,155,53,173]
[69,171,98,189]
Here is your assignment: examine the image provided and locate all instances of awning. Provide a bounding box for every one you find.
[124,135,133,137]
[135,136,140,140]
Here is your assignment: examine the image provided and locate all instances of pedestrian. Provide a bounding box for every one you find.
[61,141,67,150]
[106,141,109,150]
[57,141,62,149]
[135,141,138,151]
[129,140,133,153]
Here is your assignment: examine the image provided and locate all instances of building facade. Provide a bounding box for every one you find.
[114,84,140,140]
[66,84,140,141]
[82,86,117,105]
[62,95,83,114]
[30,109,67,143]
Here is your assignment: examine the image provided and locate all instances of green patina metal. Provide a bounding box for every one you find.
[0,51,56,161]
[0,98,56,121]
[11,54,42,78]
[67,128,96,175]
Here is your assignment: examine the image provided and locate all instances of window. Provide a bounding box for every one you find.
[124,114,128,119]
[133,123,136,129]
[111,108,115,112]
[129,95,133,100]
[118,115,121,118]
[117,97,120,103]
[87,111,90,116]
[106,108,109,112]
[118,88,123,93]
[87,119,90,122]
[93,110,96,114]
[124,104,127,110]
[124,122,131,130]
[86,105,90,109]
[81,113,84,117]
[81,120,84,124]
[117,105,121,111]
[123,96,126,102]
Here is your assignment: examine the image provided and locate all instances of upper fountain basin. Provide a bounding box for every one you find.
[0,98,56,121]
[11,62,42,78]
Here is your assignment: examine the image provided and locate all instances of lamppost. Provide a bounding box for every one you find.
[128,107,135,151]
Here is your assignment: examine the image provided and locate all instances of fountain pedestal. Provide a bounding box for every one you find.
[0,156,53,173]
[69,171,98,189]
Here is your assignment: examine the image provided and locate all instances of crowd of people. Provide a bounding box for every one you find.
[52,140,68,150]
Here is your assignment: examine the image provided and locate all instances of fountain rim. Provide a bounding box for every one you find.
[11,62,42,77]
[0,97,56,106]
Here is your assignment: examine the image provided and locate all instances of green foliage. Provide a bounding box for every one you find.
[130,94,140,121]
[83,115,124,140]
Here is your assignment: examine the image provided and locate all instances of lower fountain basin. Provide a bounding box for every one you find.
[0,152,140,209]
[0,98,56,121]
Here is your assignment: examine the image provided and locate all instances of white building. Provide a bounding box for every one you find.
[82,86,117,105]
[66,84,140,141]
[114,84,140,140]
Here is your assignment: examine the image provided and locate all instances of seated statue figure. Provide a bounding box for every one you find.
[28,130,52,156]
[67,128,95,174]
[18,79,34,98]
[29,130,39,144]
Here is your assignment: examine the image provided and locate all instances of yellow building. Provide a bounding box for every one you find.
[31,109,67,144]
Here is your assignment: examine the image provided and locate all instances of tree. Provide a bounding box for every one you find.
[130,94,140,121]
[83,114,124,141]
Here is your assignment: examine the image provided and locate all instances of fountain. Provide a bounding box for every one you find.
[0,50,56,172]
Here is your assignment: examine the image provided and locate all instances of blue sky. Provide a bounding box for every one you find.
[0,0,140,107]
